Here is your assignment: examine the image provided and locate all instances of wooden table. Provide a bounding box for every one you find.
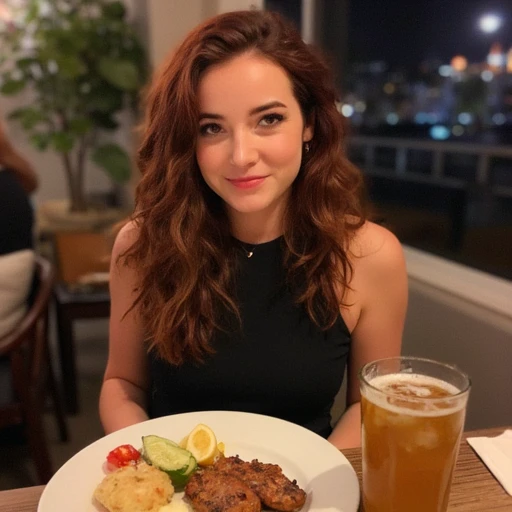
[0,427,510,512]
[53,283,110,414]
[341,427,512,511]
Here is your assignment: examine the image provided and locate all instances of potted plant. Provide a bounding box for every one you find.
[0,0,147,215]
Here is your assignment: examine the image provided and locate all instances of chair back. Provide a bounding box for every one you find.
[53,231,111,285]
[0,255,54,356]
[0,255,64,484]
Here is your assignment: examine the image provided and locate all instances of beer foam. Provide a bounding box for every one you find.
[364,373,466,417]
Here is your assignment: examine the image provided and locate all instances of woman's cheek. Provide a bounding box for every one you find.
[196,146,222,178]
[264,134,303,167]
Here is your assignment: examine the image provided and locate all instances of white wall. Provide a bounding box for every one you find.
[146,0,206,68]
[404,281,512,430]
[217,0,263,14]
[146,0,263,69]
[402,247,512,430]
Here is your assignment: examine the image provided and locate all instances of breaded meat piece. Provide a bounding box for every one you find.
[214,456,306,511]
[185,468,261,512]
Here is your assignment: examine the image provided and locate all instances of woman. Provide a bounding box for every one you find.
[0,117,37,254]
[99,10,407,449]
[0,117,38,337]
[0,118,38,196]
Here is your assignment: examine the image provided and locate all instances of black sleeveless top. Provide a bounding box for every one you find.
[0,170,34,256]
[148,237,351,438]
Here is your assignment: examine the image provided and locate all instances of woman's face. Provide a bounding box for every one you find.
[196,52,313,223]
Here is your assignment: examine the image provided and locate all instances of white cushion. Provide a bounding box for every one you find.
[0,249,35,338]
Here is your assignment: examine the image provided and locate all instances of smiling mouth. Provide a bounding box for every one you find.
[227,176,267,189]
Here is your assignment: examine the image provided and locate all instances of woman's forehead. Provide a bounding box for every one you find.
[197,53,298,115]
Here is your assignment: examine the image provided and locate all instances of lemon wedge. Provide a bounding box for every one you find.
[185,424,218,466]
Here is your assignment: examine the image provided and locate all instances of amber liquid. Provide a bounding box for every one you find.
[361,374,467,512]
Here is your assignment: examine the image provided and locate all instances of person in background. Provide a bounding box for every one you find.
[0,118,38,195]
[0,116,38,337]
[100,10,408,449]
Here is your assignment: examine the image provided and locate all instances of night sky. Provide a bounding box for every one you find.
[347,0,512,70]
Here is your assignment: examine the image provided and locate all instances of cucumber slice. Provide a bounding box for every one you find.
[183,455,197,476]
[142,435,197,487]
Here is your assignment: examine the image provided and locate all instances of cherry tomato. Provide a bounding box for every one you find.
[106,444,141,468]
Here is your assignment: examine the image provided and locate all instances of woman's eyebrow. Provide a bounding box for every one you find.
[199,112,223,121]
[199,101,287,121]
[249,101,287,115]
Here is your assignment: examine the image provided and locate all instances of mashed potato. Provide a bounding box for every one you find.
[158,502,192,512]
[94,462,174,512]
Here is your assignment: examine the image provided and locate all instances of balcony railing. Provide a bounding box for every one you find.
[347,135,512,254]
[349,135,512,197]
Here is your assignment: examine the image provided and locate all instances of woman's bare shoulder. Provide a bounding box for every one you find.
[109,220,142,276]
[113,219,140,255]
[349,221,405,274]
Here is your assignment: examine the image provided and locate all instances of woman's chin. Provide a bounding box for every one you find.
[226,199,272,216]
[229,204,268,215]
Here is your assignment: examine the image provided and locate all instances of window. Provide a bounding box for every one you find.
[267,0,512,280]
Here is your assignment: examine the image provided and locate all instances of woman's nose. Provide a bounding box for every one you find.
[230,131,258,169]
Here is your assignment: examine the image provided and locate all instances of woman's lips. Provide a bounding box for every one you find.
[227,176,267,189]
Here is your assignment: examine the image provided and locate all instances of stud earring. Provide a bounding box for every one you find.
[304,142,310,153]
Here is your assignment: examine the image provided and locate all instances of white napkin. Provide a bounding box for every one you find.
[467,429,512,496]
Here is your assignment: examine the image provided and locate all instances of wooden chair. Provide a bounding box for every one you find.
[0,255,68,484]
[51,231,111,414]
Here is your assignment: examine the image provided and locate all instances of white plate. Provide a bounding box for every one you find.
[38,411,360,512]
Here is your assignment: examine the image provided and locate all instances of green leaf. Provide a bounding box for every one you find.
[92,143,131,183]
[26,1,39,22]
[18,107,47,130]
[69,118,93,135]
[87,86,124,113]
[16,57,38,70]
[51,132,75,152]
[90,111,119,130]
[98,58,140,91]
[102,1,126,20]
[0,79,26,95]
[30,133,51,151]
[55,55,85,78]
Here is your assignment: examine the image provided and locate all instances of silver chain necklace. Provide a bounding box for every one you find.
[241,244,256,258]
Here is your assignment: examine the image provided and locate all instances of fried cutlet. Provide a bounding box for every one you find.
[214,456,307,512]
[184,468,261,512]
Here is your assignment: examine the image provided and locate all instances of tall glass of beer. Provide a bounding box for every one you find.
[359,356,471,512]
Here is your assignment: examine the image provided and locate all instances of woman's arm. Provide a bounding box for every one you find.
[328,223,408,449]
[0,122,38,194]
[99,221,150,434]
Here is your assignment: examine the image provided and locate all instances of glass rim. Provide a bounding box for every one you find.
[359,356,472,400]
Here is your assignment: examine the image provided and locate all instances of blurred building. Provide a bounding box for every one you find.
[340,42,512,143]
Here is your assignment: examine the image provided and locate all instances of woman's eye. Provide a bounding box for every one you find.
[259,113,284,127]
[199,123,222,136]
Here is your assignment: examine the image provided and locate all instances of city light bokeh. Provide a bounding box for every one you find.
[479,14,502,34]
[343,40,512,143]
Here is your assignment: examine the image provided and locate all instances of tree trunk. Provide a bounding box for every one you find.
[68,180,87,212]
[62,152,87,212]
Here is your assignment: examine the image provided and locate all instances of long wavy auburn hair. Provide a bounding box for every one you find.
[125,10,367,365]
